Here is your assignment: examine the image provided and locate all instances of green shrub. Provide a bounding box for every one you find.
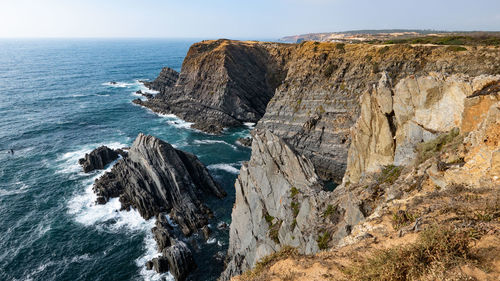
[416,128,461,164]
[264,212,275,226]
[377,165,402,185]
[446,46,467,52]
[291,201,300,217]
[317,231,331,250]
[324,64,336,77]
[322,204,337,219]
[290,186,299,197]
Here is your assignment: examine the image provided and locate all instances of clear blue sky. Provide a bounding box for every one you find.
[0,0,499,39]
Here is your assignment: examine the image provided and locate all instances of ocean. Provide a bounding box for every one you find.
[0,39,252,281]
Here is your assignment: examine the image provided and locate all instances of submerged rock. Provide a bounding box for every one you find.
[78,146,120,173]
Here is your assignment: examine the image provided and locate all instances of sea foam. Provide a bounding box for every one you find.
[207,163,240,174]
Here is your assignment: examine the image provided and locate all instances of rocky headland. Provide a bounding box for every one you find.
[137,39,500,280]
[85,134,226,280]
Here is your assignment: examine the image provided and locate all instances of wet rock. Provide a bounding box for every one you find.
[201,225,211,240]
[217,221,228,230]
[162,241,196,281]
[236,137,252,147]
[93,133,226,233]
[151,256,170,273]
[79,146,119,173]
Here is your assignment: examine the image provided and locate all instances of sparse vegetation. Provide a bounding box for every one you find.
[322,204,337,219]
[416,128,461,164]
[317,231,331,250]
[392,210,417,230]
[243,246,298,278]
[383,35,500,46]
[269,220,282,244]
[290,186,299,197]
[324,64,336,77]
[264,212,275,225]
[377,165,402,185]
[446,45,468,52]
[335,43,345,51]
[345,226,474,281]
[291,201,300,218]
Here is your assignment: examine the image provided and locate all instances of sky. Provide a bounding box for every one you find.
[0,0,499,39]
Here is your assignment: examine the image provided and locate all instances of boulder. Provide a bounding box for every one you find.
[79,146,119,173]
[162,241,196,281]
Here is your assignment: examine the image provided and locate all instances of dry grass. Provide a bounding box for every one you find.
[344,226,474,281]
[242,246,298,279]
[416,128,461,164]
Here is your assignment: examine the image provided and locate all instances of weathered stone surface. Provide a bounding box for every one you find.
[92,133,225,280]
[162,241,196,281]
[141,40,291,134]
[345,74,500,183]
[236,137,252,147]
[142,67,179,93]
[93,133,225,235]
[78,146,120,173]
[221,130,368,280]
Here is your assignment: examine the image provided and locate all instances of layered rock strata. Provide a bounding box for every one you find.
[78,146,123,173]
[144,40,500,184]
[92,133,225,280]
[138,40,291,134]
[215,42,500,280]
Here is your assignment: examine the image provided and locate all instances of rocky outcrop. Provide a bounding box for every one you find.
[344,74,500,184]
[221,130,372,280]
[142,67,179,93]
[92,133,225,280]
[78,146,122,173]
[140,40,291,134]
[219,42,500,280]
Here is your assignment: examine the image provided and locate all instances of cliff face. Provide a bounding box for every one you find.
[221,130,371,280]
[256,43,500,183]
[215,42,500,280]
[139,40,291,133]
[140,40,500,280]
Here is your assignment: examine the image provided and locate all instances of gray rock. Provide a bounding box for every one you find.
[79,146,119,173]
[93,133,226,235]
[162,241,196,281]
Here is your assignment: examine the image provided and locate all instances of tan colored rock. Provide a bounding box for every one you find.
[344,73,395,184]
[446,101,500,187]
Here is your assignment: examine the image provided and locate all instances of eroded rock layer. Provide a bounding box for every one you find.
[92,133,225,280]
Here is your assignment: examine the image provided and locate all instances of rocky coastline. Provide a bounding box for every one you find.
[81,134,226,280]
[92,39,500,280]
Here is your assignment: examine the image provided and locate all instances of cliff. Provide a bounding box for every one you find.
[140,39,500,280]
[231,97,500,281]
[215,42,500,280]
[138,40,291,133]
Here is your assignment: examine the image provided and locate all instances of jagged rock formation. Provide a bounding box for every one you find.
[221,130,372,280]
[142,67,179,93]
[216,41,500,280]
[78,146,122,173]
[92,133,225,280]
[344,74,500,184]
[230,77,500,281]
[142,40,500,184]
[138,40,291,133]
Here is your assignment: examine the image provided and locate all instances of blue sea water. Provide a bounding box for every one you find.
[0,39,252,281]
